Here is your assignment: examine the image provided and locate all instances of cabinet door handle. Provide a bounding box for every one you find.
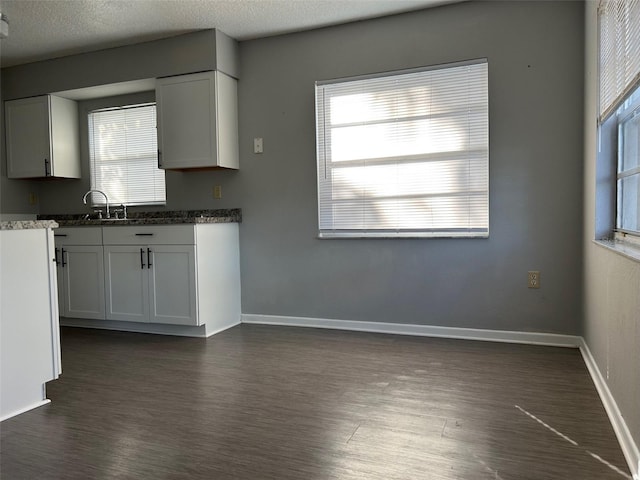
[54,248,60,266]
[140,248,146,269]
[44,158,50,177]
[61,248,66,267]
[158,150,162,167]
[147,248,152,269]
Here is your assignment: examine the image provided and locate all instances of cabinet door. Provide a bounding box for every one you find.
[5,96,52,178]
[60,246,105,320]
[104,246,149,323]
[156,72,218,169]
[148,245,198,325]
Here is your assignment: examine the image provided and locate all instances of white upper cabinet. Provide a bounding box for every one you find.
[5,95,81,179]
[156,71,239,170]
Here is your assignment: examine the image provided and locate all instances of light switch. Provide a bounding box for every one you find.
[254,137,263,154]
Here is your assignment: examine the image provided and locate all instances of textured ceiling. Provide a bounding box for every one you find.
[0,0,461,68]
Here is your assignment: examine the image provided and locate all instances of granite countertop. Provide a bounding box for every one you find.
[0,220,59,231]
[38,209,242,227]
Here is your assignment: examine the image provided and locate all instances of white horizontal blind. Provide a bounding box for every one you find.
[88,103,165,206]
[599,0,640,122]
[316,60,489,238]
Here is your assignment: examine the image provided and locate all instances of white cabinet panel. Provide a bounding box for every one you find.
[54,227,102,245]
[157,74,216,168]
[102,225,194,245]
[156,71,238,170]
[60,247,105,319]
[149,246,197,325]
[55,228,105,320]
[104,246,149,323]
[1,227,61,420]
[5,95,80,179]
[5,96,51,178]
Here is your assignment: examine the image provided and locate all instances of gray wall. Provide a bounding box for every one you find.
[1,1,585,334]
[237,0,584,332]
[583,1,639,454]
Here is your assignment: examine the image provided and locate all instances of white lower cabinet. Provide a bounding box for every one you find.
[104,244,197,326]
[56,223,240,333]
[54,228,105,320]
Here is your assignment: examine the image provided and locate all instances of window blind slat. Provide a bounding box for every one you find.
[599,0,640,121]
[316,60,489,237]
[88,104,165,206]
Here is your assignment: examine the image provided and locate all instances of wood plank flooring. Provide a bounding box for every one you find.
[0,325,631,479]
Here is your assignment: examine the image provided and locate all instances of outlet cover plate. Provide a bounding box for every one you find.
[528,271,540,289]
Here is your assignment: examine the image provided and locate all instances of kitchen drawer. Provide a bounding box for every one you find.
[54,227,102,245]
[102,225,195,245]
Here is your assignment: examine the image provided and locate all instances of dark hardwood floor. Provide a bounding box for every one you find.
[1,325,631,479]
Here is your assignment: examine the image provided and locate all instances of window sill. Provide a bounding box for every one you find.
[594,238,640,264]
[318,232,489,239]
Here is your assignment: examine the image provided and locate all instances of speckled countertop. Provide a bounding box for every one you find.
[0,220,59,230]
[38,209,242,226]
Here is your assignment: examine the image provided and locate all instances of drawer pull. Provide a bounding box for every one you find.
[54,234,68,237]
[135,233,154,236]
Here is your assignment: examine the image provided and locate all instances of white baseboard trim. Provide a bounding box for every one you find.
[241,314,581,347]
[1,399,50,422]
[60,317,209,338]
[205,319,242,338]
[61,318,242,338]
[579,339,640,480]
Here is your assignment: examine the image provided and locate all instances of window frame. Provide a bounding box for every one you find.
[315,59,489,239]
[596,0,640,241]
[87,101,166,207]
[615,87,640,236]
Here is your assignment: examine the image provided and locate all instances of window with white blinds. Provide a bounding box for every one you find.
[597,1,640,237]
[88,103,165,206]
[315,60,489,238]
[598,0,640,121]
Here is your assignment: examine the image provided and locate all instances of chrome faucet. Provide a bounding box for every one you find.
[82,189,110,219]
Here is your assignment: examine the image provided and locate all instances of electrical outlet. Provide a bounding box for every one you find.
[213,185,222,199]
[528,271,540,289]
